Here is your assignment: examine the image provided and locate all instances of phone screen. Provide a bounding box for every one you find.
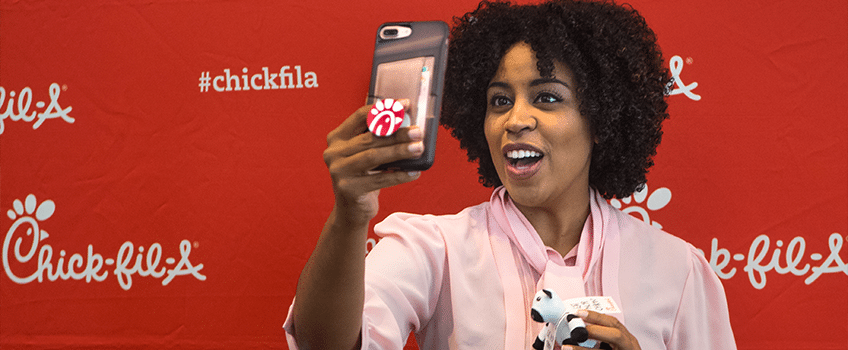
[371,56,435,131]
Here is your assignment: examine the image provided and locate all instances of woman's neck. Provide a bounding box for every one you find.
[515,191,590,257]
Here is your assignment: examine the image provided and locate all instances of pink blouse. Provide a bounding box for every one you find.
[284,188,736,349]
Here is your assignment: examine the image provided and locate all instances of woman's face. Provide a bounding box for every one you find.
[484,42,594,209]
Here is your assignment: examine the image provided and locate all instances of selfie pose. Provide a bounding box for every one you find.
[285,0,737,349]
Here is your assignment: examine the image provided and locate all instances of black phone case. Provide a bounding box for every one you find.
[367,21,449,171]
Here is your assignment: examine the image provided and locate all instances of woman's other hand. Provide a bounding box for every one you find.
[563,310,641,350]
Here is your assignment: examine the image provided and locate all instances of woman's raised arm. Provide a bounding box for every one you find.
[291,101,422,350]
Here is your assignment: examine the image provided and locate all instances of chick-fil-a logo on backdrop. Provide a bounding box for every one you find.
[704,233,847,289]
[609,184,672,229]
[668,55,700,101]
[3,194,206,291]
[0,83,74,135]
[613,184,848,289]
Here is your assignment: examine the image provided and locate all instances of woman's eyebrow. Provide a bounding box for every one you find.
[486,78,570,91]
[486,81,509,90]
[486,78,571,91]
[530,77,570,88]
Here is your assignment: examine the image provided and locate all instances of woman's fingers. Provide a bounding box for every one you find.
[326,104,372,145]
[328,125,423,162]
[324,101,423,203]
[336,169,421,196]
[579,310,626,343]
[324,100,424,178]
[327,99,412,145]
[328,137,423,176]
[325,101,421,171]
[561,310,639,350]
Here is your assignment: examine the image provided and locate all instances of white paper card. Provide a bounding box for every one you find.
[562,296,622,314]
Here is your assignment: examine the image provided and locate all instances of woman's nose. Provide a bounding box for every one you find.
[504,101,537,134]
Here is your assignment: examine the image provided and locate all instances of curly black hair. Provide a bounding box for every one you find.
[440,0,671,199]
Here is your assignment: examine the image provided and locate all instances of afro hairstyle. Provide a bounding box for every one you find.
[439,0,672,199]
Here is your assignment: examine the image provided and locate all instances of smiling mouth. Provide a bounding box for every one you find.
[502,144,545,180]
[506,149,543,168]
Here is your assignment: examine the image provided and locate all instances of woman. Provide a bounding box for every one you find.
[285,1,736,349]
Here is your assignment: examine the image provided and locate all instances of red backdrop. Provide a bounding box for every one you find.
[1,0,846,349]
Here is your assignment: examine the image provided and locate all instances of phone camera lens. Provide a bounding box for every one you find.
[383,29,398,36]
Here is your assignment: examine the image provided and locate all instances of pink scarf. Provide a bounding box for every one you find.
[487,186,623,349]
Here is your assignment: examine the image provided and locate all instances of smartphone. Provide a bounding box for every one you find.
[367,21,449,171]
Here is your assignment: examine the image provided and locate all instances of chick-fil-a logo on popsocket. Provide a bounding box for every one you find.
[3,194,206,291]
[368,98,405,137]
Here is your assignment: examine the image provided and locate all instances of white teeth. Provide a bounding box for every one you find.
[506,150,541,159]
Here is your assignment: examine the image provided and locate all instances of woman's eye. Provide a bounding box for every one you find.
[490,95,512,107]
[535,92,562,104]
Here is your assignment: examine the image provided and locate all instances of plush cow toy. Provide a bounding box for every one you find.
[530,289,589,349]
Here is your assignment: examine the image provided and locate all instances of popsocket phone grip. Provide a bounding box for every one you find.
[368,98,405,137]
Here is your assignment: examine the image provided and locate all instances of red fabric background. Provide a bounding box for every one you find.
[1,0,846,349]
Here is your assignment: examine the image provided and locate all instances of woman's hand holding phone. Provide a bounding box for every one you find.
[323,100,422,226]
[294,102,420,350]
[293,21,446,349]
